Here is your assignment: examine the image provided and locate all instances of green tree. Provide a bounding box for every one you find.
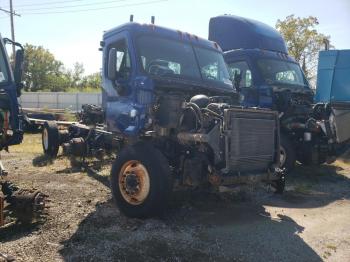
[276,15,331,86]
[83,72,101,90]
[23,44,65,91]
[71,62,85,89]
[23,43,100,92]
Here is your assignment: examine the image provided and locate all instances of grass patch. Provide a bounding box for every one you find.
[65,87,100,93]
[11,133,42,154]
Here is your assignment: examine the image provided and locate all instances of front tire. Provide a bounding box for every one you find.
[110,142,172,218]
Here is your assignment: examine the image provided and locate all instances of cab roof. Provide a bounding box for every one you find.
[209,15,288,54]
[104,22,222,51]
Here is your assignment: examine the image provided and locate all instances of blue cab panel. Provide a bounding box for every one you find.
[209,15,288,54]
[315,50,350,103]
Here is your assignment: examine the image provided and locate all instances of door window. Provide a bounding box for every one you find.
[109,39,131,80]
[227,61,252,88]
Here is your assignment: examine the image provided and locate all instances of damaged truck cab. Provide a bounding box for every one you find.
[101,21,284,217]
[209,15,348,170]
[41,20,284,218]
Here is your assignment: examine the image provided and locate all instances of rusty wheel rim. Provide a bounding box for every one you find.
[43,128,49,150]
[118,160,150,205]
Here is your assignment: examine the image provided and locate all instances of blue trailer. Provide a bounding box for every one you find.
[315,49,350,144]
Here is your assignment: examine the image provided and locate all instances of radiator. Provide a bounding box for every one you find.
[223,108,279,174]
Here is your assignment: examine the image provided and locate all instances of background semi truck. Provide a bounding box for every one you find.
[209,15,350,171]
[0,35,47,226]
[42,18,285,218]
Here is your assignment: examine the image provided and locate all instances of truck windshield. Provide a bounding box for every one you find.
[257,59,307,86]
[0,48,9,84]
[136,35,232,86]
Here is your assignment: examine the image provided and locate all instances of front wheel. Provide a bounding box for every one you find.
[110,142,172,218]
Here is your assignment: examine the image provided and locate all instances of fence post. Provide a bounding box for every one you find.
[76,93,79,111]
[56,93,59,109]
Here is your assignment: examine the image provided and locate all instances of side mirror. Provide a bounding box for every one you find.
[14,49,24,84]
[14,49,24,97]
[107,48,117,80]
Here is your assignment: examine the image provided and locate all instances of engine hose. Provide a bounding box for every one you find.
[201,107,223,120]
[187,102,203,128]
[185,106,199,131]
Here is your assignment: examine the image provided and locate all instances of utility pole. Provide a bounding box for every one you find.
[9,0,15,58]
[0,0,20,59]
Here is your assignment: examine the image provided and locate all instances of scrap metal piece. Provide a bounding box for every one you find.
[1,181,48,225]
[8,189,48,224]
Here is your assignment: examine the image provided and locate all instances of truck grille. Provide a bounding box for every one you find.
[223,108,279,173]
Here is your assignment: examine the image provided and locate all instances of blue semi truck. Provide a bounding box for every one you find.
[209,15,350,170]
[0,34,47,226]
[42,18,285,218]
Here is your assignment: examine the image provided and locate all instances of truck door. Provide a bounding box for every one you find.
[227,61,258,107]
[103,34,137,135]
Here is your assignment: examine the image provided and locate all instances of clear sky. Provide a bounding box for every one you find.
[0,0,349,74]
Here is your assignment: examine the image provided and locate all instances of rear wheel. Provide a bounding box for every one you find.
[280,134,296,172]
[42,121,59,158]
[110,142,172,218]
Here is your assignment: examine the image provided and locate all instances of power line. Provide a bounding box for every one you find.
[15,0,129,11]
[0,7,20,16]
[3,0,85,8]
[21,0,167,15]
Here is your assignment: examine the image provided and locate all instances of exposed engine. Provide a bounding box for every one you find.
[150,93,283,190]
[77,104,105,126]
[272,86,350,165]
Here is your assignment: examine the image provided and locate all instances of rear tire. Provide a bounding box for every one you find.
[42,121,59,158]
[110,142,172,218]
[280,134,296,172]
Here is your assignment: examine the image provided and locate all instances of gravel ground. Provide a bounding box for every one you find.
[0,134,350,262]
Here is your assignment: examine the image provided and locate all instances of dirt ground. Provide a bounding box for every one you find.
[1,134,350,262]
